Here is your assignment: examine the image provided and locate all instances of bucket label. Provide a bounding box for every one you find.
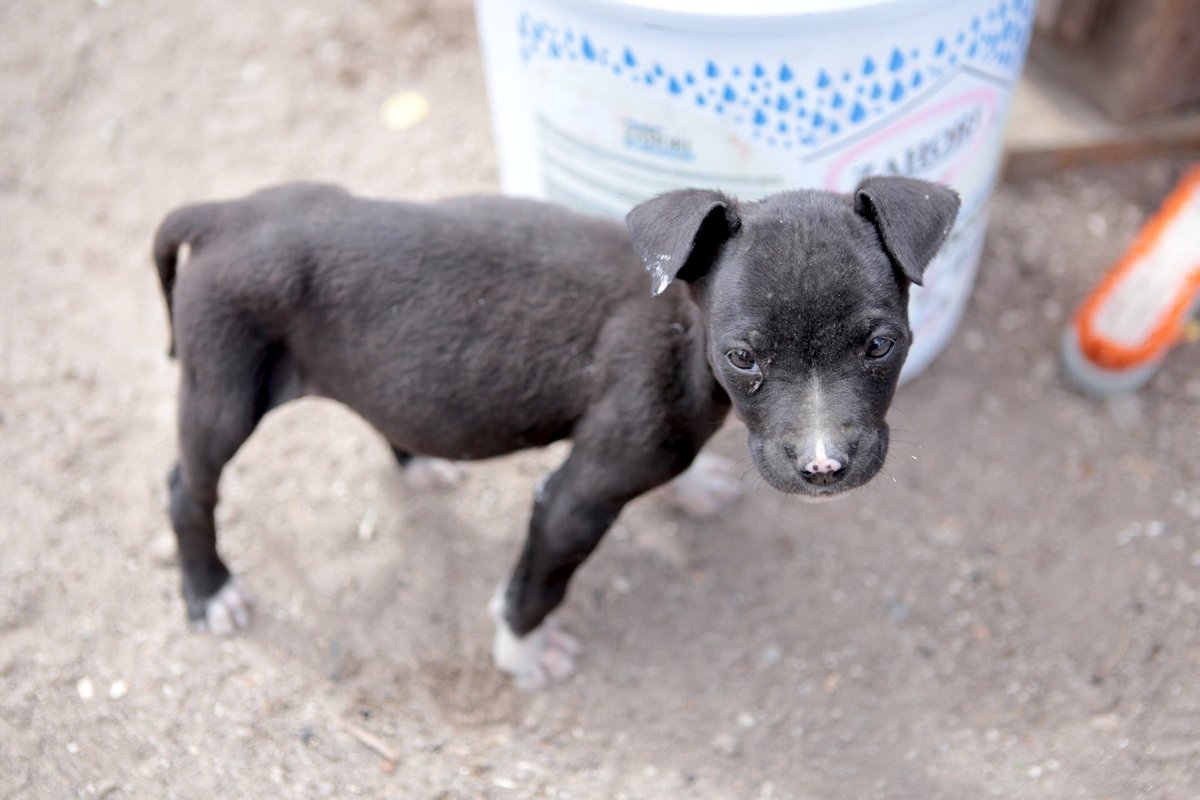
[822,83,1001,191]
[623,119,695,162]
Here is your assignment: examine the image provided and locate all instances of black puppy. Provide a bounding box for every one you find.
[154,178,958,686]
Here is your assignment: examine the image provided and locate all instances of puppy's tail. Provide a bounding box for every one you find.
[153,202,220,358]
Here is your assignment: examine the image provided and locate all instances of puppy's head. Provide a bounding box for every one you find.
[628,177,960,498]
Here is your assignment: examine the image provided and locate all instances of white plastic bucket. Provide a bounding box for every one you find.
[476,0,1036,380]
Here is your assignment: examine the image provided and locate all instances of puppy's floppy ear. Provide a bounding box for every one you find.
[626,189,740,296]
[854,176,960,287]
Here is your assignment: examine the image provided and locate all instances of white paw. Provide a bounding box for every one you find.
[403,457,464,491]
[488,587,581,690]
[658,452,744,518]
[192,578,253,635]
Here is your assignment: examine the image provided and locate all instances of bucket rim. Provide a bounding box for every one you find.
[545,0,964,35]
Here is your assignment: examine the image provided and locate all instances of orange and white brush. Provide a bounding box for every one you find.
[1062,164,1200,395]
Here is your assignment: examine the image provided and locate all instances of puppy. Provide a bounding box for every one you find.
[154,177,959,686]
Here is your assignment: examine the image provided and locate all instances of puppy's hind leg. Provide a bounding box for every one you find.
[389,444,464,491]
[169,329,283,634]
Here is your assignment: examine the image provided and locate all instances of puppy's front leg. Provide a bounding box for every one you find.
[491,460,616,689]
[491,441,689,689]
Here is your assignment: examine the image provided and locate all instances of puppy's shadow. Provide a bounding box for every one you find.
[240,456,520,720]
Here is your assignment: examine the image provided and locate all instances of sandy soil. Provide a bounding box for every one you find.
[2,1,1199,798]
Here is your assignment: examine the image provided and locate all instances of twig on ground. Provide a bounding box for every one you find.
[340,720,400,765]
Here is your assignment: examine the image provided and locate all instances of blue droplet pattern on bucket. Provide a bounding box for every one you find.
[516,0,1034,150]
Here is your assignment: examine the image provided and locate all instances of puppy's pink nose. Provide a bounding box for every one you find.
[804,455,843,474]
[793,440,849,487]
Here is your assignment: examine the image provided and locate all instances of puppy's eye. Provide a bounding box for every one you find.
[727,349,757,371]
[865,336,895,359]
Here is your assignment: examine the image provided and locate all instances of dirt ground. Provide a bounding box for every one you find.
[3,1,1200,798]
